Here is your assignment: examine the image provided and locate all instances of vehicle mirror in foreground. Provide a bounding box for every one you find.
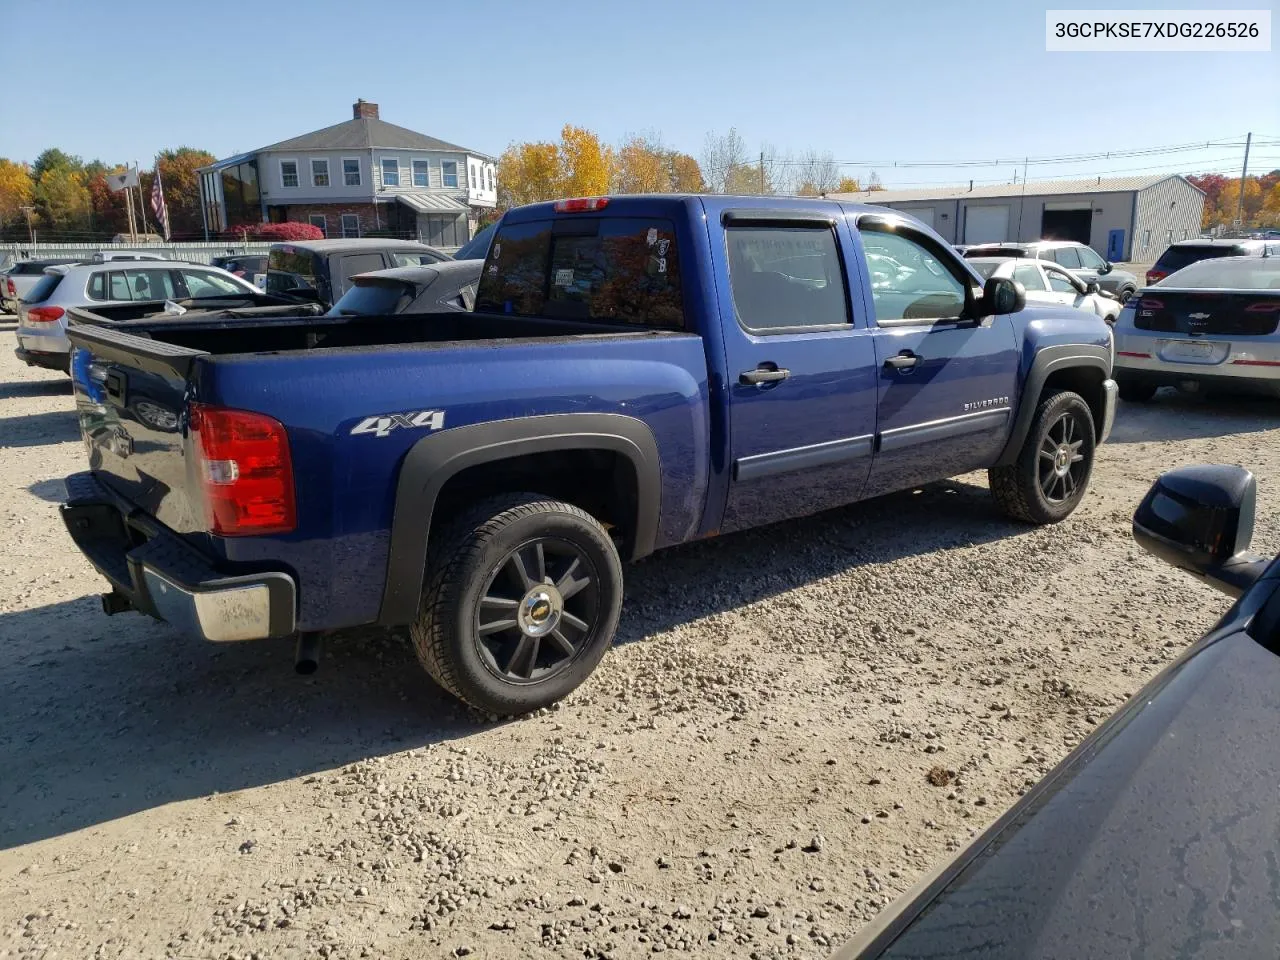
[1133,464,1270,597]
[1086,281,1100,295]
[1100,261,1113,274]
[981,276,1025,316]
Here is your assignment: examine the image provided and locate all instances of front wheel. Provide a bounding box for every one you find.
[411,493,623,716]
[989,391,1097,525]
[1118,287,1135,304]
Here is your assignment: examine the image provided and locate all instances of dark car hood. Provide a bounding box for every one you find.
[842,572,1280,959]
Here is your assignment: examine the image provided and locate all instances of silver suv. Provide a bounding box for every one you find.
[15,260,259,372]
[965,240,1139,302]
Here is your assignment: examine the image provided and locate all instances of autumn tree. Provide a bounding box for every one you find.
[35,166,90,233]
[834,176,862,193]
[791,150,841,196]
[613,132,706,195]
[155,147,215,237]
[559,125,612,197]
[497,141,562,208]
[0,159,34,231]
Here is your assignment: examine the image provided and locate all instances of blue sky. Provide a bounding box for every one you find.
[7,0,1278,188]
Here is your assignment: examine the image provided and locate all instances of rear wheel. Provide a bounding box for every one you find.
[410,493,623,716]
[1118,286,1136,304]
[989,390,1096,525]
[1118,379,1157,402]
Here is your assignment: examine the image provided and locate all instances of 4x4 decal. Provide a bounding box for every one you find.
[350,409,446,438]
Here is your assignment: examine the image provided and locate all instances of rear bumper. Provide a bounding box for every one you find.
[60,472,296,642]
[1115,364,1280,396]
[15,346,70,373]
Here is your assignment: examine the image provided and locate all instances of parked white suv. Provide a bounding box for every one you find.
[967,256,1122,323]
[14,261,259,372]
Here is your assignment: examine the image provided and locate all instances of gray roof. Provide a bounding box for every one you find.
[253,117,491,159]
[273,238,444,254]
[830,174,1202,205]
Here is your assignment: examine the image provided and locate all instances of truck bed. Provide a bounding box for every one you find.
[69,309,681,357]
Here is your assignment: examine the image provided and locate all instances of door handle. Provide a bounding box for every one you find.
[884,351,920,371]
[739,365,791,385]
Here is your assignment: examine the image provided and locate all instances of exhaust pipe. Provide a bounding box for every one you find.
[294,632,322,675]
[101,591,133,615]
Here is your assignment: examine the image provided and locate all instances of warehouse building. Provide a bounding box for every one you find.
[831,174,1205,262]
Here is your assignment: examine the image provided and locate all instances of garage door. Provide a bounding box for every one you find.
[908,206,935,229]
[964,205,1010,244]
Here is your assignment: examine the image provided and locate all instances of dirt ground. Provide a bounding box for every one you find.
[2,320,1277,960]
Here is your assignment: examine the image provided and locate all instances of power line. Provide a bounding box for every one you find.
[772,135,1277,170]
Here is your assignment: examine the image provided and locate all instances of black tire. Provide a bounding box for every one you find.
[1118,286,1135,304]
[410,492,623,716]
[1117,379,1157,402]
[989,390,1096,525]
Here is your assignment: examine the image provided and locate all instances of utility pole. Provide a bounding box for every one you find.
[1235,132,1252,231]
[19,205,35,244]
[759,151,765,195]
[1016,156,1029,239]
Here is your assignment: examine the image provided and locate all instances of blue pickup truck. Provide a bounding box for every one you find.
[61,194,1117,715]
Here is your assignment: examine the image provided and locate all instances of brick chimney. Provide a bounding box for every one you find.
[353,99,379,120]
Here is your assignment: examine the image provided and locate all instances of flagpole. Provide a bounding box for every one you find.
[135,162,150,238]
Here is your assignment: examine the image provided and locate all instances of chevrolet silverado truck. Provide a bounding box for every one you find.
[60,194,1117,716]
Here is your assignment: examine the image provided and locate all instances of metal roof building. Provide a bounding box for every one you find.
[831,174,1205,262]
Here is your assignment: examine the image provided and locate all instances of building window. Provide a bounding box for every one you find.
[341,214,360,238]
[469,164,477,189]
[412,159,429,188]
[381,157,400,188]
[487,166,494,192]
[311,158,330,187]
[308,214,327,237]
[343,157,361,186]
[442,160,458,188]
[280,159,299,188]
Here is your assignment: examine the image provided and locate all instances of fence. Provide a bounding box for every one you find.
[1,241,276,266]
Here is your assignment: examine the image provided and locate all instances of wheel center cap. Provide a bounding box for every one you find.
[1054,444,1071,475]
[518,584,563,637]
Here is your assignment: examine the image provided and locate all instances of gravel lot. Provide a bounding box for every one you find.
[2,317,1278,960]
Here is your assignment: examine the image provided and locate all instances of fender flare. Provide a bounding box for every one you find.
[994,344,1112,467]
[377,413,662,626]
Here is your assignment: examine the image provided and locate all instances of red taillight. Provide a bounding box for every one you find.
[1137,298,1164,311]
[5,278,14,296]
[190,403,296,536]
[1146,271,1165,284]
[1244,301,1280,313]
[554,197,610,213]
[1117,351,1152,358]
[26,306,65,323]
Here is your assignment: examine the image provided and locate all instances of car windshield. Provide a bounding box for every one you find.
[1159,257,1280,290]
[326,278,416,316]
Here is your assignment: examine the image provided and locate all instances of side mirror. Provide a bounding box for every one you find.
[1086,280,1101,295]
[1133,464,1269,597]
[980,276,1025,316]
[1099,261,1113,275]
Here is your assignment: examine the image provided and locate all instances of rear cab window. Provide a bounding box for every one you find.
[266,247,324,295]
[476,217,685,328]
[1155,244,1246,273]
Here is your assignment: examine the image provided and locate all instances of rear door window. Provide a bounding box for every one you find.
[124,268,177,301]
[108,271,131,300]
[1013,264,1047,291]
[1053,247,1082,268]
[337,254,388,295]
[726,225,849,331]
[476,217,685,328]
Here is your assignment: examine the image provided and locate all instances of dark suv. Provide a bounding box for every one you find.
[1146,237,1279,285]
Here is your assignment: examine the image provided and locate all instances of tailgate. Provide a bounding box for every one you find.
[67,323,209,536]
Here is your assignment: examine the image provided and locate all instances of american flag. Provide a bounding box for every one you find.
[150,161,171,240]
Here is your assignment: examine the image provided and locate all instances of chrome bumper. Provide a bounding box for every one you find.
[1099,378,1118,444]
[60,472,296,642]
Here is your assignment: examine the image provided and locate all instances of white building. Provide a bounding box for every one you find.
[197,100,496,250]
[832,174,1205,262]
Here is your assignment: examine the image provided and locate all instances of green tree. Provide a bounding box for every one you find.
[35,166,91,232]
